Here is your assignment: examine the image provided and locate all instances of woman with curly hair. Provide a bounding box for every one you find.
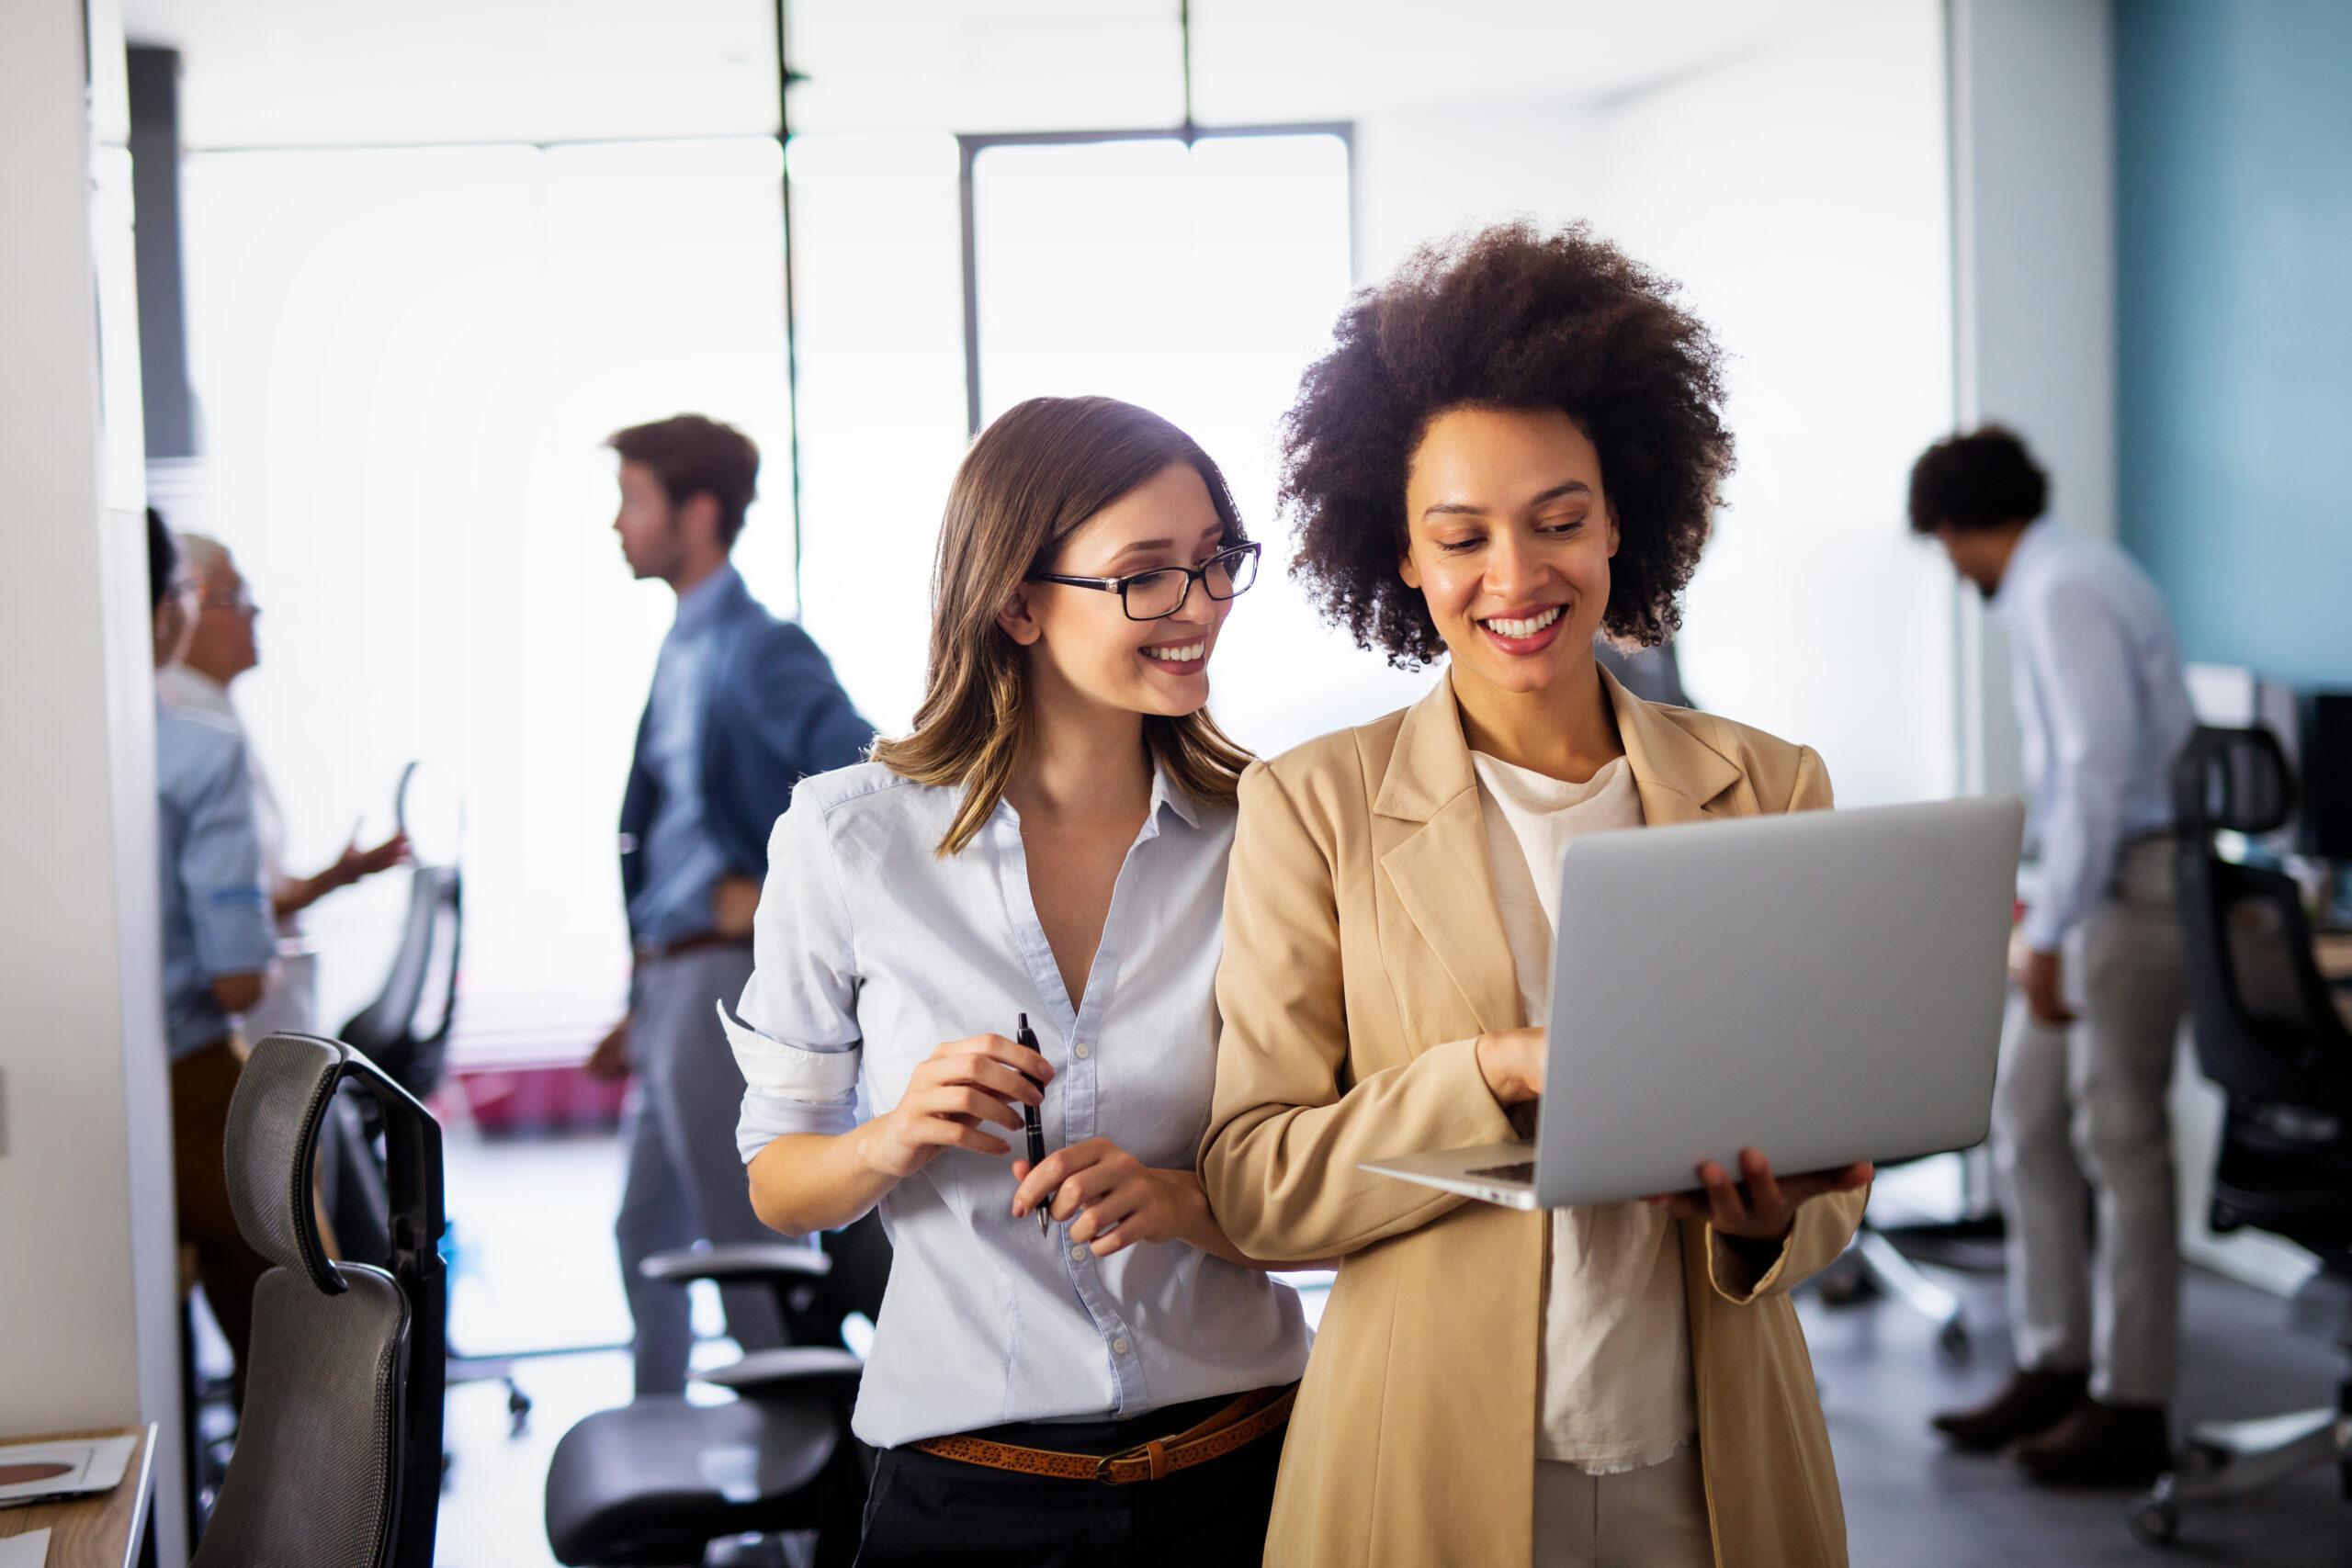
[1199,223,1871,1568]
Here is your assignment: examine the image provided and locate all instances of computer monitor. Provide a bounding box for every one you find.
[2301,691,2352,860]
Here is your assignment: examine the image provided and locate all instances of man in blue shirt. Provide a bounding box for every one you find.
[586,415,874,1397]
[150,509,277,1389]
[1910,429,2197,1486]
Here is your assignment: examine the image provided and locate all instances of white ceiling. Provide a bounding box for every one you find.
[123,0,1860,151]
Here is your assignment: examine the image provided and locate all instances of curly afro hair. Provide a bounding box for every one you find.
[1906,424,2049,535]
[1279,220,1732,666]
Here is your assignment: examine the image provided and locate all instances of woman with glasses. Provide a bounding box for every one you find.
[1199,225,1871,1568]
[725,395,1309,1565]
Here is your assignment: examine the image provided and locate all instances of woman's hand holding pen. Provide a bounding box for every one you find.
[1010,1139,1204,1258]
[859,1033,1055,1181]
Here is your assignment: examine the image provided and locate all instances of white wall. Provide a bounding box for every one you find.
[1590,0,1955,807]
[1947,0,2117,806]
[0,0,188,1559]
[1351,1,1956,807]
[1353,98,1601,280]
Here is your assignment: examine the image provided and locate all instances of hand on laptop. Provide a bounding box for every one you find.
[1646,1147,1872,1241]
[1475,1026,1547,1106]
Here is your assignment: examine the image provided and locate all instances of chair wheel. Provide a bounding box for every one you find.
[1935,1318,1971,1364]
[2128,1496,2179,1546]
[507,1383,533,1437]
[2175,1439,2227,1479]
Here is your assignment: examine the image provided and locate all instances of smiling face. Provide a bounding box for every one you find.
[1001,462,1236,721]
[1398,405,1619,699]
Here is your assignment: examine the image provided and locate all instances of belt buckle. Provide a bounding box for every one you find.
[1093,1443,1146,1485]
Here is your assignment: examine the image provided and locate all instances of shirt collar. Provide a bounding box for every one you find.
[158,662,233,717]
[1149,762,1203,830]
[1992,519,2058,615]
[671,562,746,640]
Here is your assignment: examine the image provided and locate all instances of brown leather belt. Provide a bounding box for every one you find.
[633,931,752,964]
[910,1383,1296,1485]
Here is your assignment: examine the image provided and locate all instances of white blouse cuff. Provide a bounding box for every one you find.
[716,1000,860,1101]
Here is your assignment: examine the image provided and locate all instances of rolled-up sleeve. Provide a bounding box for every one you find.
[729,789,864,1161]
[182,739,274,979]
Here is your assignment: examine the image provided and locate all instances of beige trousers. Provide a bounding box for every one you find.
[1532,1445,1713,1568]
[1991,836,2188,1405]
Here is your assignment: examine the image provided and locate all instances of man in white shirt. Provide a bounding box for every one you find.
[1911,426,2196,1486]
[160,533,409,1040]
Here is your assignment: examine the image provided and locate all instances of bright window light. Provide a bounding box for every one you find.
[968,131,1428,752]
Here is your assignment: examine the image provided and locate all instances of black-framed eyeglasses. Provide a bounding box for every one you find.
[1028,541,1261,622]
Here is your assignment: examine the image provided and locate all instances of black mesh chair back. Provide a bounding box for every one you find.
[2175,728,2351,1104]
[340,862,462,1103]
[194,1033,448,1568]
[2173,727,2352,1247]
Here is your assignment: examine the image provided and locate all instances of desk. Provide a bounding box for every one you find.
[0,1427,154,1568]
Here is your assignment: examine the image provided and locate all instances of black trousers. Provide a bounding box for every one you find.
[855,1391,1285,1568]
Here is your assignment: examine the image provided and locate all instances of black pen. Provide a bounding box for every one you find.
[1017,1013,1051,1234]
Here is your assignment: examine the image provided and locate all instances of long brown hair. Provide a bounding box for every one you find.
[873,396,1255,855]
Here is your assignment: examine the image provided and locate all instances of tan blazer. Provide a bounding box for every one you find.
[1203,669,1865,1568]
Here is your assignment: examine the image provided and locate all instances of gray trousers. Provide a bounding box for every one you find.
[616,943,786,1397]
[1990,836,2188,1406]
[1533,1446,1713,1568]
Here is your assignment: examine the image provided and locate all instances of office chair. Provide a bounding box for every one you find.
[327,769,541,1437]
[1813,1177,1974,1360]
[543,1213,890,1568]
[340,862,462,1108]
[2129,726,2352,1546]
[193,1032,447,1568]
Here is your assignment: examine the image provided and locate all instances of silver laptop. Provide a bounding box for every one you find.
[1360,796,2024,1209]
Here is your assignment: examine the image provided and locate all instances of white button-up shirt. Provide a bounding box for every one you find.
[1994,521,2198,950]
[725,761,1310,1449]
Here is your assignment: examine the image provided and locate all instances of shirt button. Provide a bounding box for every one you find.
[1112,1337,1131,1356]
[1074,1043,1092,1060]
[1070,1244,1090,1263]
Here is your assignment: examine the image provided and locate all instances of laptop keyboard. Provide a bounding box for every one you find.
[1466,1161,1536,1183]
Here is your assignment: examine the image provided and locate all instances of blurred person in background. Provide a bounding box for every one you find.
[590,413,875,1398]
[159,533,409,1043]
[1913,426,2196,1486]
[149,508,276,1392]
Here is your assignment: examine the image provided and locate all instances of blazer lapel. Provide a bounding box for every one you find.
[1602,665,1743,827]
[1371,668,1752,1036]
[1374,680,1526,1035]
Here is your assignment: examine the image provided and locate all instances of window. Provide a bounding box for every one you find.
[959,129,1426,751]
[176,138,795,1051]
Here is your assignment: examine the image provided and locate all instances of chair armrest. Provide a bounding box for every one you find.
[639,1242,831,1284]
[695,1346,865,1402]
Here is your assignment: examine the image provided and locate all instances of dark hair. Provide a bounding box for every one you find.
[871,396,1254,855]
[146,506,178,612]
[1279,220,1731,666]
[1906,424,2049,535]
[605,414,761,548]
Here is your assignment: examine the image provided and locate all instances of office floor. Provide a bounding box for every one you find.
[424,1128,2349,1568]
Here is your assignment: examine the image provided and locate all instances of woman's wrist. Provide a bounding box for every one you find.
[1474,1032,1534,1106]
[850,1117,901,1184]
[1160,1168,1215,1247]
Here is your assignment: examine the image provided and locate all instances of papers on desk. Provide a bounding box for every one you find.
[0,1435,136,1507]
[0,1528,50,1566]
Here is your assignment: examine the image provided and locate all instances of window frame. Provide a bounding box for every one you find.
[955,122,1356,438]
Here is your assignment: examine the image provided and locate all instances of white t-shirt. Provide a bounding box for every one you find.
[1471,750,1698,1474]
